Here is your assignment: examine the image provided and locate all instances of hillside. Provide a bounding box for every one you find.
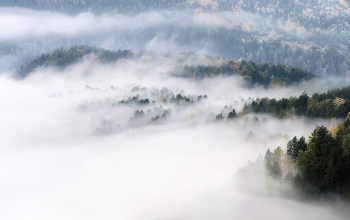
[17,45,133,77]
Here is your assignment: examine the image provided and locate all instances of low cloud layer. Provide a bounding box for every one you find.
[0,57,344,219]
[0,8,259,41]
[1,5,349,219]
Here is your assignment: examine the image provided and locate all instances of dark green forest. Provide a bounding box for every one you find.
[236,117,350,200]
[175,60,315,88]
[280,119,350,198]
[19,45,315,90]
[249,86,350,119]
[17,45,133,77]
[207,86,350,121]
[291,121,350,198]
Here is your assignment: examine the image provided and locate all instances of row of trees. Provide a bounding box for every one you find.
[175,59,315,88]
[249,86,350,119]
[19,45,316,90]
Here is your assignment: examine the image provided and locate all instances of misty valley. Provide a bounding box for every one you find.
[2,1,350,220]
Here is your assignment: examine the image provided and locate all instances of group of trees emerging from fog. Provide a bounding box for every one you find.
[19,45,350,122]
[274,117,350,198]
[76,85,212,134]
[291,121,350,197]
[16,45,133,77]
[18,45,315,89]
[175,59,314,88]
[247,86,350,119]
[237,116,350,199]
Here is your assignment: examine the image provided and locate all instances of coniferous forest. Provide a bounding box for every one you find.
[2,1,350,219]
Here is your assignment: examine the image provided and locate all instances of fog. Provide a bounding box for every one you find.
[1,5,350,220]
[0,55,346,219]
[0,8,261,41]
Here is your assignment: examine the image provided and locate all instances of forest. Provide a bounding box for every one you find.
[237,116,350,200]
[248,86,350,119]
[18,45,315,89]
[174,59,315,88]
[16,45,133,77]
[2,0,350,77]
[192,85,350,122]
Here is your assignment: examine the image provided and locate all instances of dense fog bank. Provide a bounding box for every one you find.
[0,60,345,219]
[1,2,350,219]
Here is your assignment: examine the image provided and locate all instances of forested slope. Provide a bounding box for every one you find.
[18,45,315,89]
[3,0,350,76]
[17,45,133,77]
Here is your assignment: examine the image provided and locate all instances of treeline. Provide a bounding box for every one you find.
[18,45,316,90]
[17,45,133,77]
[249,86,350,119]
[175,60,315,88]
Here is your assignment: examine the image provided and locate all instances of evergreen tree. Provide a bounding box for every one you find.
[227,109,238,120]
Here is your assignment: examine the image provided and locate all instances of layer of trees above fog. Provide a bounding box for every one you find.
[247,86,350,119]
[174,59,315,88]
[75,85,211,134]
[208,85,350,122]
[78,83,350,137]
[16,45,133,77]
[18,45,315,89]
